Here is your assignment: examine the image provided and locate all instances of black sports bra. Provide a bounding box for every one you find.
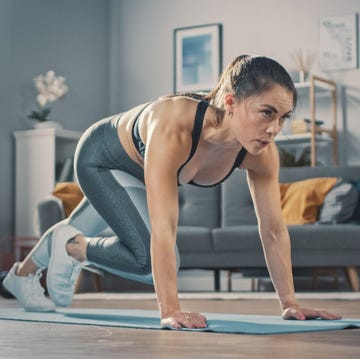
[132,100,248,188]
[131,103,150,158]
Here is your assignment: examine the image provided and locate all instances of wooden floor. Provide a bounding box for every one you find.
[1,294,360,359]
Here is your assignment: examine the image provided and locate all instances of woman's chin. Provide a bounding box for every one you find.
[248,146,266,156]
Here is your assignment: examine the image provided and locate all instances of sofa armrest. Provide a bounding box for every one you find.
[34,195,65,236]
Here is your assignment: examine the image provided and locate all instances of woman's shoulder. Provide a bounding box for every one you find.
[147,96,202,129]
[116,97,197,127]
[143,97,200,166]
[152,95,201,113]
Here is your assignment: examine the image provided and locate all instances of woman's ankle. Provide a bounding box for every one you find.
[15,261,39,277]
[66,235,88,262]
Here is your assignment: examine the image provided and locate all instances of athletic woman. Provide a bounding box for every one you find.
[3,55,341,328]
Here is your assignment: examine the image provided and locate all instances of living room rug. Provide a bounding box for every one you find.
[1,308,360,335]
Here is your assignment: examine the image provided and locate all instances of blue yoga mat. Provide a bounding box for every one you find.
[0,308,359,335]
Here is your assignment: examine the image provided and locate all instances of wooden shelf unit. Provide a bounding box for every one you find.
[276,75,338,167]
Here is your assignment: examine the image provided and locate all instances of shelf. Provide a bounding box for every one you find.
[294,75,337,90]
[276,133,333,145]
[295,81,334,91]
[290,75,337,167]
[294,81,312,89]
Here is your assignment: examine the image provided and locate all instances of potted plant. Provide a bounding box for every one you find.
[28,70,68,129]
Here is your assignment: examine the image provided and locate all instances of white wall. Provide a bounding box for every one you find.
[110,0,360,165]
[1,0,359,240]
[0,0,110,239]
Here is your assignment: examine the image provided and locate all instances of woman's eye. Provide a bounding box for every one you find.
[262,110,272,118]
[281,114,291,122]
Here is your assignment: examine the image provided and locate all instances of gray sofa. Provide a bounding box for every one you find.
[36,166,360,291]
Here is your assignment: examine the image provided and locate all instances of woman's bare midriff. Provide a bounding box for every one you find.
[116,104,147,169]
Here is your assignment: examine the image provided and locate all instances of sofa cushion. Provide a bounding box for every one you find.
[34,196,65,236]
[288,224,360,250]
[212,223,360,253]
[221,170,258,226]
[211,224,360,268]
[280,177,337,225]
[348,177,360,222]
[318,179,359,223]
[212,226,262,251]
[52,182,84,217]
[177,226,213,252]
[178,184,220,228]
[279,166,360,183]
[289,224,360,267]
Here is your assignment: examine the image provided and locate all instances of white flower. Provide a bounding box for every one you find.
[36,94,48,108]
[33,70,69,108]
[28,70,69,122]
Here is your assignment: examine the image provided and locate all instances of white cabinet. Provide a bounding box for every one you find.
[14,128,82,236]
[276,75,337,167]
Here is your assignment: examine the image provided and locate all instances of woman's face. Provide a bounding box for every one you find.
[230,85,294,155]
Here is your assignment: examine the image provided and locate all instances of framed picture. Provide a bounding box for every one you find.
[319,13,359,71]
[174,23,222,93]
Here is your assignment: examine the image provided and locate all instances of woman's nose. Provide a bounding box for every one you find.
[266,120,282,135]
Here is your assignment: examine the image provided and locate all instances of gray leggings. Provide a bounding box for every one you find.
[32,116,180,285]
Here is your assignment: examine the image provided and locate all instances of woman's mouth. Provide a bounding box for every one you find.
[256,139,271,148]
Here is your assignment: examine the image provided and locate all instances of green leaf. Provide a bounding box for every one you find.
[27,108,51,122]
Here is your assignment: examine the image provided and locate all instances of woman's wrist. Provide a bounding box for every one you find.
[280,299,300,311]
[160,305,182,319]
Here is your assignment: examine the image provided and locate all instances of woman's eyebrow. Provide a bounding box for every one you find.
[260,104,293,116]
[260,104,278,113]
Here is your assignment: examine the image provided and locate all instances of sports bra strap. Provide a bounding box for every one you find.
[233,147,248,168]
[188,101,209,159]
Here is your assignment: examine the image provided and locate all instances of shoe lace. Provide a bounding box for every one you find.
[69,260,104,285]
[28,270,46,298]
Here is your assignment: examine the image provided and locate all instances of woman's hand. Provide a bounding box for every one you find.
[161,310,207,329]
[282,306,342,321]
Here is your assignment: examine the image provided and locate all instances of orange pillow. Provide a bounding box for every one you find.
[280,177,338,225]
[52,182,84,217]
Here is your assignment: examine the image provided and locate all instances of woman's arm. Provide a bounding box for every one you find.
[246,143,341,320]
[246,144,297,310]
[144,103,207,328]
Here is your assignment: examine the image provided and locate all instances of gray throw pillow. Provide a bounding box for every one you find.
[318,179,359,223]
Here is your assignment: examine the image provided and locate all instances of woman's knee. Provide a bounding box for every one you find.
[136,256,152,275]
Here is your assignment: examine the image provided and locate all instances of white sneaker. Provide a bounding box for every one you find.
[3,263,56,312]
[47,224,89,307]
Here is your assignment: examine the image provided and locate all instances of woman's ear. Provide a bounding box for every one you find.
[224,93,236,112]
